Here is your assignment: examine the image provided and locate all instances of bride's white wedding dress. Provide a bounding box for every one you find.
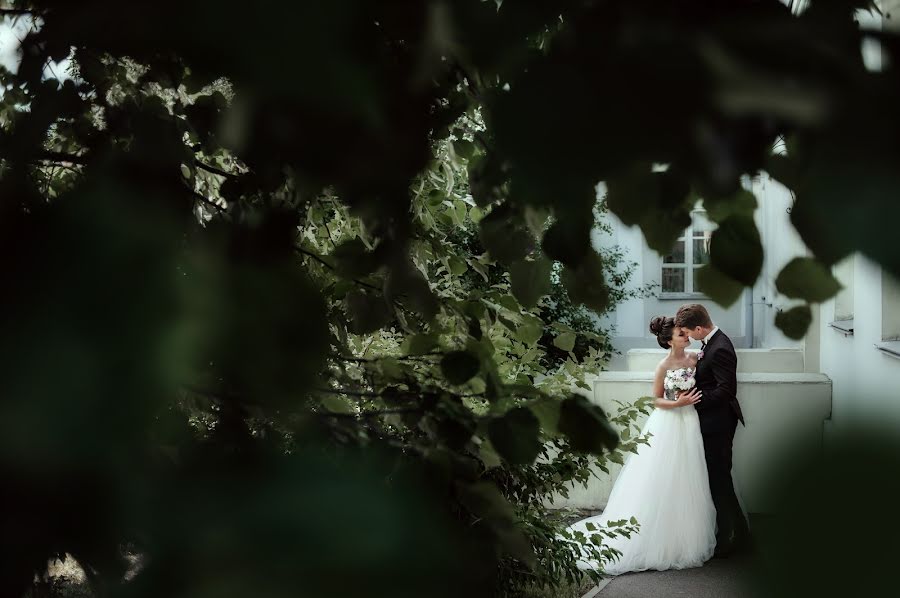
[565,367,716,575]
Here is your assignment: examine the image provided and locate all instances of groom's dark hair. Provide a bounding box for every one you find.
[675,304,713,329]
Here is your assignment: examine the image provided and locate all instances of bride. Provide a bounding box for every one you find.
[565,316,716,575]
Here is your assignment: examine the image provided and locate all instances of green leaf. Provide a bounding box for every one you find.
[775,304,813,340]
[379,357,404,380]
[765,154,801,191]
[332,238,379,278]
[387,263,439,320]
[441,350,481,385]
[709,214,763,286]
[495,524,537,568]
[775,257,842,303]
[345,290,392,334]
[541,218,591,267]
[703,189,758,223]
[695,264,744,308]
[558,395,619,455]
[529,399,561,435]
[426,189,445,207]
[479,205,535,266]
[605,167,693,253]
[488,407,542,465]
[561,252,610,314]
[403,333,439,356]
[458,481,515,522]
[321,395,355,415]
[478,439,503,469]
[448,256,468,276]
[553,332,576,353]
[516,316,545,346]
[458,481,535,567]
[510,257,553,309]
[453,139,476,160]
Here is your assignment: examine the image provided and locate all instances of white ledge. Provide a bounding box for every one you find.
[594,372,831,385]
[875,341,900,360]
[626,348,802,355]
[829,319,854,336]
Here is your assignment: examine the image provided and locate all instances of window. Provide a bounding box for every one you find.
[829,255,855,336]
[876,269,900,359]
[828,255,856,336]
[661,209,713,295]
[832,256,854,321]
[882,270,900,341]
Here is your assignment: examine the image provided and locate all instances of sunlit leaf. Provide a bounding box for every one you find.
[553,332,576,353]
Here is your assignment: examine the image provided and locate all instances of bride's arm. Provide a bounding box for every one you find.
[651,363,665,398]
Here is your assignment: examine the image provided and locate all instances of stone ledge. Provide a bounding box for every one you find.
[594,372,831,385]
[624,348,806,374]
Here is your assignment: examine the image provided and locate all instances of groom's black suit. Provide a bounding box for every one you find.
[693,328,749,554]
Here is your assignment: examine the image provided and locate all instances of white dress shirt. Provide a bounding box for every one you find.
[702,325,719,347]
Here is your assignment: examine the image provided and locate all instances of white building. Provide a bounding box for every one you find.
[594,170,809,370]
[561,4,900,512]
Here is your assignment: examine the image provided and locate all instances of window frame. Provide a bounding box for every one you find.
[659,209,712,299]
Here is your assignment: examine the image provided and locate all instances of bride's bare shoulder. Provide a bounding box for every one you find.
[655,356,672,373]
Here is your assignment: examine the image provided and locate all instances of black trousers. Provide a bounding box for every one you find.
[702,414,750,550]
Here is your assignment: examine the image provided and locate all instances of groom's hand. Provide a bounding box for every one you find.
[675,388,702,407]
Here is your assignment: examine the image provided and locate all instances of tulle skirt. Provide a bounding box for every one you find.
[566,405,716,575]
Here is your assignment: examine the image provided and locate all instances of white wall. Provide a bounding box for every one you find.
[749,174,810,350]
[810,4,900,434]
[552,371,832,513]
[600,172,808,369]
[819,255,900,433]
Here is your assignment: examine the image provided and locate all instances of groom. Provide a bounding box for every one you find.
[675,304,750,557]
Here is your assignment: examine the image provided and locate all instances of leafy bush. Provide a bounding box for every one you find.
[1,2,889,597]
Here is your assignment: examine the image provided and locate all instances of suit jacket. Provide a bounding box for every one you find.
[694,329,745,433]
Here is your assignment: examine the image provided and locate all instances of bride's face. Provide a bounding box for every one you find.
[669,327,691,349]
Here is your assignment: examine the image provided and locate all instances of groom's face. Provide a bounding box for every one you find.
[682,326,703,341]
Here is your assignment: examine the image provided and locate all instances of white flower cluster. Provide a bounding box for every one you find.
[665,368,696,392]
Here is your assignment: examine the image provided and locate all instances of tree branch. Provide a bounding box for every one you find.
[293,246,383,292]
[315,385,484,400]
[190,188,226,212]
[328,351,442,363]
[36,150,88,165]
[194,159,240,180]
[317,407,425,419]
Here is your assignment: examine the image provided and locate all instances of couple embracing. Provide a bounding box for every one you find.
[568,304,751,575]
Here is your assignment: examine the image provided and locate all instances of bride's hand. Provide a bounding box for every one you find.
[675,388,702,407]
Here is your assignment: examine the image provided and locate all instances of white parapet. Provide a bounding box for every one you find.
[624,348,805,373]
[550,371,832,514]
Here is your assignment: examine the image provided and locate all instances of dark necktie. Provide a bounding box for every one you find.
[701,340,707,350]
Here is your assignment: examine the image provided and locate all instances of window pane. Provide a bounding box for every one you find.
[664,240,685,264]
[662,267,685,293]
[693,238,711,265]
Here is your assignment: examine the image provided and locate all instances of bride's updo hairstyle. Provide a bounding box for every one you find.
[649,316,676,349]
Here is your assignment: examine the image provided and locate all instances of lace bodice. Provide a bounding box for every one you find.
[663,367,696,400]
